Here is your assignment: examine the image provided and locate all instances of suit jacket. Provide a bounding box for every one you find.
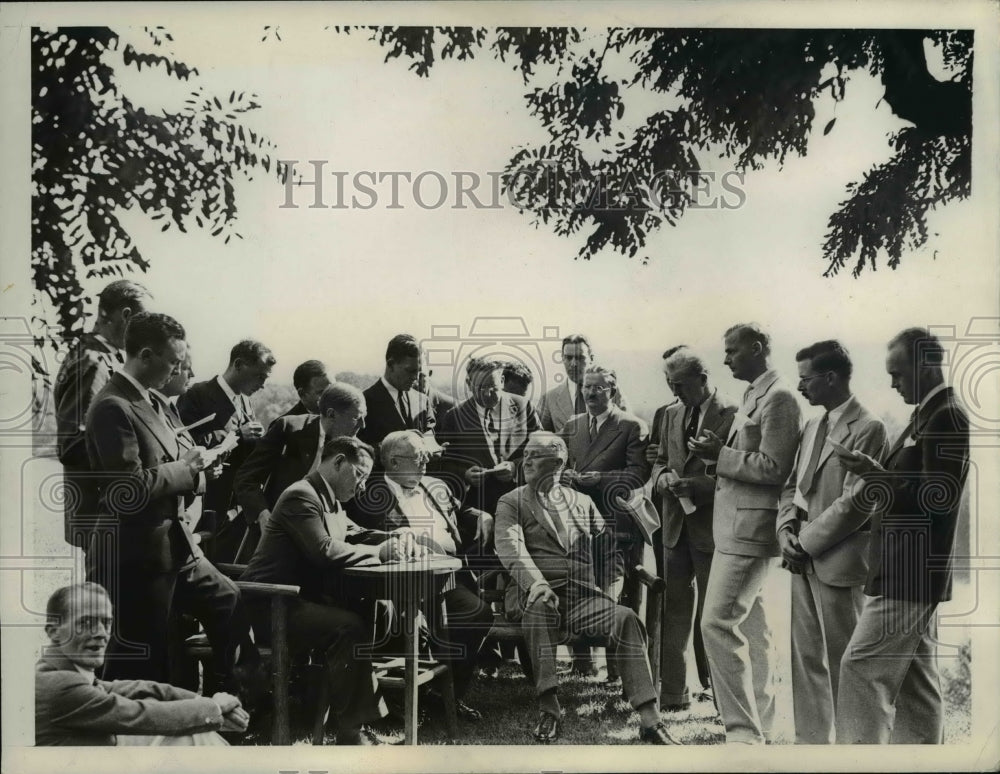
[234,414,323,525]
[35,652,222,746]
[435,393,541,515]
[649,400,678,449]
[54,333,121,468]
[495,484,614,619]
[85,372,199,570]
[652,391,739,552]
[176,377,259,517]
[865,386,968,603]
[776,397,887,587]
[714,370,802,558]
[560,406,651,543]
[157,393,215,548]
[240,472,382,603]
[539,381,631,433]
[358,379,436,451]
[278,400,309,420]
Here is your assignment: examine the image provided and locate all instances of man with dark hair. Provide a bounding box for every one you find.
[651,348,737,711]
[177,339,276,561]
[280,359,330,418]
[436,356,541,517]
[834,328,968,744]
[776,340,886,743]
[689,322,801,744]
[501,361,535,398]
[539,334,594,433]
[648,345,687,461]
[85,312,220,682]
[54,280,152,550]
[36,582,247,746]
[235,382,367,551]
[241,436,420,745]
[358,334,436,453]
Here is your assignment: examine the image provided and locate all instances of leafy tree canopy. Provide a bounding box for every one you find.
[339,26,972,276]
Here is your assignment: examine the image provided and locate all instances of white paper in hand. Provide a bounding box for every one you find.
[203,432,239,466]
[666,470,697,515]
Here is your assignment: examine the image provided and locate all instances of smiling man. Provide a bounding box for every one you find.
[35,582,246,746]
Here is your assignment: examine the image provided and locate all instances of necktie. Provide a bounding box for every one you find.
[574,385,585,415]
[486,408,500,460]
[799,412,829,495]
[398,390,413,426]
[589,415,598,443]
[148,393,168,426]
[684,404,701,443]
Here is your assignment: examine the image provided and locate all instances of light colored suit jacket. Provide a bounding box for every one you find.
[776,397,887,586]
[652,391,739,552]
[495,484,614,619]
[714,370,802,557]
[35,653,222,746]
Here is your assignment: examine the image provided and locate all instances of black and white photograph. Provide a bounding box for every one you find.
[1,1,998,772]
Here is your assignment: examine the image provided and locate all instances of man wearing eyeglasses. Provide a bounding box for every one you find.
[776,340,886,744]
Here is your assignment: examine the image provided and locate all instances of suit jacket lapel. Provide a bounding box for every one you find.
[421,481,462,546]
[115,375,180,458]
[818,397,859,471]
[307,472,334,535]
[526,489,565,550]
[579,408,620,468]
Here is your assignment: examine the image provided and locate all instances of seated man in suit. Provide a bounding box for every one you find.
[776,339,887,744]
[436,356,541,518]
[358,334,435,454]
[241,436,422,745]
[235,382,367,540]
[280,359,331,418]
[54,279,151,552]
[351,430,493,717]
[495,432,679,745]
[651,348,738,711]
[177,340,276,561]
[35,582,247,746]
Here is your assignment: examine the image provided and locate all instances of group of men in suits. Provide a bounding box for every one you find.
[46,278,969,747]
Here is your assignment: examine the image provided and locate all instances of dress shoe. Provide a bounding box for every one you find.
[335,726,381,745]
[662,701,691,712]
[533,710,560,743]
[639,721,681,745]
[423,691,483,722]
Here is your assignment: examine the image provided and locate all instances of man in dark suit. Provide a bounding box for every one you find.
[776,340,887,744]
[234,382,366,560]
[651,349,738,711]
[358,334,435,455]
[689,322,801,744]
[351,430,493,715]
[834,328,969,744]
[35,582,246,746]
[84,312,219,682]
[539,333,630,434]
[495,432,679,745]
[279,359,330,419]
[560,365,651,595]
[435,357,541,518]
[241,436,420,745]
[177,340,276,561]
[54,280,151,550]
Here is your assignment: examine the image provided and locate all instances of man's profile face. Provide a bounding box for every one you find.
[299,374,331,413]
[46,591,113,671]
[330,452,374,502]
[561,343,591,384]
[387,355,422,392]
[886,344,917,405]
[665,364,706,407]
[797,358,833,407]
[238,359,272,395]
[144,337,187,390]
[107,299,148,349]
[582,372,613,416]
[723,331,757,383]
[468,368,503,409]
[323,401,367,437]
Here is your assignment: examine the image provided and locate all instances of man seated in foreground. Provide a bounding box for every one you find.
[351,430,494,718]
[494,432,680,745]
[35,582,247,746]
[240,436,422,745]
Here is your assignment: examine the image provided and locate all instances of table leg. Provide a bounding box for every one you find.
[403,584,420,745]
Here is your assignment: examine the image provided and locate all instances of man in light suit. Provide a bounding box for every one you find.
[177,339,276,561]
[435,357,541,518]
[235,382,367,538]
[776,340,887,744]
[54,280,151,550]
[241,436,421,745]
[689,322,801,744]
[36,582,246,746]
[278,359,331,419]
[84,313,219,682]
[495,432,679,745]
[651,349,738,711]
[358,334,436,454]
[834,328,969,744]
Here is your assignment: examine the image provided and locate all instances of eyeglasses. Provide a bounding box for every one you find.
[797,372,830,386]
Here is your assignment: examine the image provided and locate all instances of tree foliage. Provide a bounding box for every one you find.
[32,26,287,370]
[340,26,972,275]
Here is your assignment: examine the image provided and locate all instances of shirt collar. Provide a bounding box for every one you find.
[380,376,400,402]
[587,407,610,425]
[384,475,419,501]
[749,369,776,392]
[827,395,854,427]
[119,370,151,403]
[319,475,340,513]
[215,374,242,408]
[73,663,97,681]
[917,382,948,415]
[92,332,120,355]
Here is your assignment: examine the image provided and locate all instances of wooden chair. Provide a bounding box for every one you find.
[185,562,302,745]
